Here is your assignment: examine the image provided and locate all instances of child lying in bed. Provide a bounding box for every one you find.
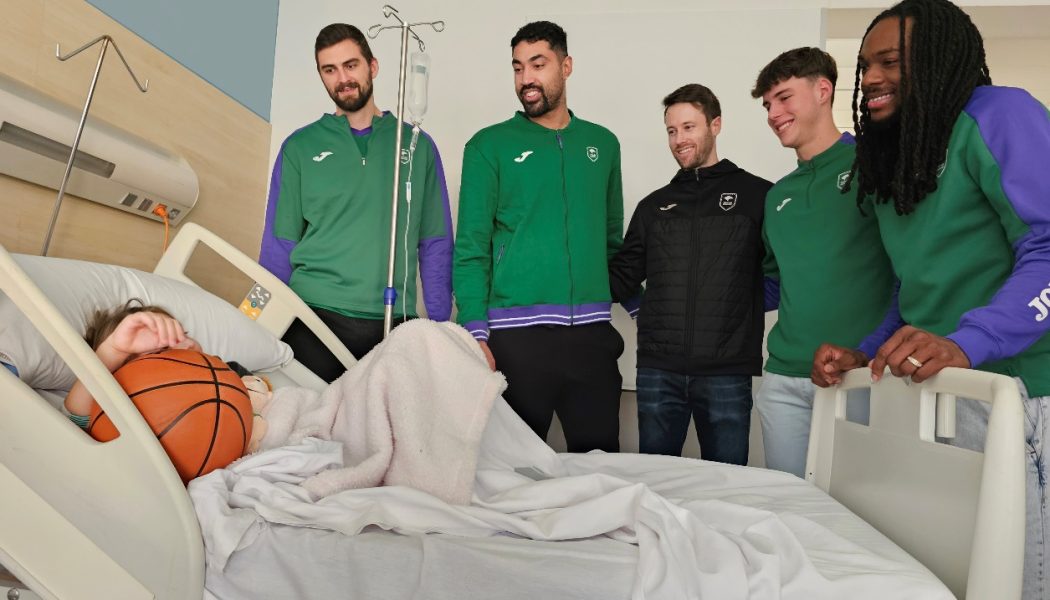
[65,300,272,455]
[63,299,202,428]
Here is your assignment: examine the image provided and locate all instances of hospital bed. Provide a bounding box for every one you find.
[0,223,1024,599]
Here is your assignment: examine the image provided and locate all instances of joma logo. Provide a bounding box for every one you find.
[1029,283,1050,322]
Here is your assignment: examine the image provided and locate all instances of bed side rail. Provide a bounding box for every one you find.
[0,242,203,599]
[155,222,356,385]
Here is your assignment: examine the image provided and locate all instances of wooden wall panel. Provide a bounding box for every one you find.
[0,0,271,303]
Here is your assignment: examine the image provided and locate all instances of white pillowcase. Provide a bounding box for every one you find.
[0,254,293,391]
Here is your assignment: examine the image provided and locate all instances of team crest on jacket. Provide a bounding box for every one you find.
[837,171,851,191]
[586,146,598,162]
[400,149,410,164]
[719,193,737,211]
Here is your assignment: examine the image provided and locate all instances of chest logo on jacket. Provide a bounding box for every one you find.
[400,149,410,165]
[836,171,851,191]
[719,193,737,212]
[514,150,534,163]
[312,151,334,162]
[586,146,599,162]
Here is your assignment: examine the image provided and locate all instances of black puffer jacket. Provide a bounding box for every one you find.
[610,159,771,375]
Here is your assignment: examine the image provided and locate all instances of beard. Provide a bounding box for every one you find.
[858,108,903,200]
[518,83,562,118]
[860,109,902,187]
[329,78,374,113]
[675,137,715,170]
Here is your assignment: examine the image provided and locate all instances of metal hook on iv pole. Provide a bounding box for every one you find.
[41,35,149,256]
[367,6,444,337]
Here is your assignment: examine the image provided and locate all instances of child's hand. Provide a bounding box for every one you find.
[101,312,196,360]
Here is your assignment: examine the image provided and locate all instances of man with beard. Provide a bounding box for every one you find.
[453,21,625,452]
[607,84,771,463]
[811,1,1050,595]
[749,47,896,477]
[260,23,452,381]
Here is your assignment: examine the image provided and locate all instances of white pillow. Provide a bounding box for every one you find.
[0,254,293,391]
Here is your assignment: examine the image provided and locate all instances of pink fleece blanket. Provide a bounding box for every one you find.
[257,320,506,505]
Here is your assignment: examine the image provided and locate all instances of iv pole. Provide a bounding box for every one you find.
[367,6,444,337]
[41,35,149,256]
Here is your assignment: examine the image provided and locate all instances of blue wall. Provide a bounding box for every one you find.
[86,0,278,121]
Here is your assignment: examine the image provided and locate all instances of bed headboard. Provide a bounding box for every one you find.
[808,368,1025,600]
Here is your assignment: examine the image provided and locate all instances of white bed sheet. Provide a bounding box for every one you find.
[193,400,952,600]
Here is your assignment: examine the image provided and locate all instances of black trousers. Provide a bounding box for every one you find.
[282,307,389,383]
[488,322,624,453]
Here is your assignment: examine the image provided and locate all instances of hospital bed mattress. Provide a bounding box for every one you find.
[202,449,951,599]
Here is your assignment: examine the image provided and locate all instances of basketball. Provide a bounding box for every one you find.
[87,348,253,484]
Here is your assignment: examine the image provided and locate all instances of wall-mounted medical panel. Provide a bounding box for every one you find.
[0,73,198,226]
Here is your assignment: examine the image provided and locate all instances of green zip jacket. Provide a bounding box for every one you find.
[453,111,624,340]
[260,112,453,321]
[763,134,896,377]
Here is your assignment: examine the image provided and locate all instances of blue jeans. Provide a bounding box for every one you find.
[755,372,870,478]
[636,368,752,465]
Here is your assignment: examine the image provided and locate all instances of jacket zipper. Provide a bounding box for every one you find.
[684,170,702,354]
[558,132,574,322]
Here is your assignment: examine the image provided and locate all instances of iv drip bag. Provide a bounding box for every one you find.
[407,52,430,123]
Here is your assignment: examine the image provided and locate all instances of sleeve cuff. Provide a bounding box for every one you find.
[463,320,490,342]
[947,327,999,368]
[620,295,642,319]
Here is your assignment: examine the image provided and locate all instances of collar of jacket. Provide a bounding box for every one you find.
[321,110,396,135]
[671,158,741,183]
[512,109,578,133]
[798,131,855,170]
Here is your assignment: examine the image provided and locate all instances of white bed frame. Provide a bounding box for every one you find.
[807,368,1025,600]
[0,223,1025,599]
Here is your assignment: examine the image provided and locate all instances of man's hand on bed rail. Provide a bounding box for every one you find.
[811,344,869,387]
[866,326,970,384]
[478,340,496,371]
[812,326,971,387]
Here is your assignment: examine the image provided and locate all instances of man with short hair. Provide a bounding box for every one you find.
[453,21,625,452]
[608,84,770,464]
[812,2,1050,595]
[260,23,453,382]
[750,47,896,476]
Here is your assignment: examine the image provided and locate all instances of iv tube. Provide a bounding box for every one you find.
[407,52,430,124]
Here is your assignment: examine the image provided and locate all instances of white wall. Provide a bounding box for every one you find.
[271,1,1050,461]
[271,1,824,394]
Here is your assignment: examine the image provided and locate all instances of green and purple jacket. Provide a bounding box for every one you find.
[259,112,452,321]
[869,86,1050,396]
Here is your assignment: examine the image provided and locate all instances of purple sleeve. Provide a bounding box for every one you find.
[947,88,1050,366]
[418,134,453,321]
[857,280,904,359]
[258,144,298,284]
[763,276,780,312]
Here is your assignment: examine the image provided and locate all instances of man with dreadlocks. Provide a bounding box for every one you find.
[812,1,1050,595]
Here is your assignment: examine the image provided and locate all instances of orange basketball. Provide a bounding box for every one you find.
[87,349,253,484]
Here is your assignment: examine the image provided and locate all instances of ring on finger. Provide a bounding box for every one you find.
[906,355,924,368]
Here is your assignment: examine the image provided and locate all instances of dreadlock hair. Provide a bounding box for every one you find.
[847,0,991,215]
